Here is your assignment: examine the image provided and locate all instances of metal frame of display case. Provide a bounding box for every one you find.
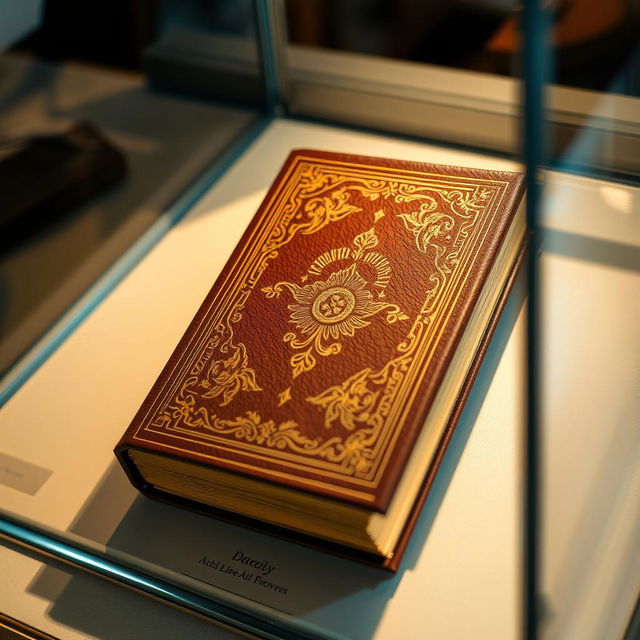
[521,3,548,638]
[0,516,327,640]
[1,1,638,638]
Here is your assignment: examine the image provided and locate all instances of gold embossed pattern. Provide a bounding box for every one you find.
[262,227,407,378]
[129,152,514,501]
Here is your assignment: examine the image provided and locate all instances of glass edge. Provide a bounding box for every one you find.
[0,116,273,409]
[255,0,288,114]
[522,1,552,639]
[0,514,339,640]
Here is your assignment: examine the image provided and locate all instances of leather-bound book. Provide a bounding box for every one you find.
[115,150,526,570]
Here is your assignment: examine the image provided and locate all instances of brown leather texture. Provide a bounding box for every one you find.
[116,239,526,572]
[116,149,525,512]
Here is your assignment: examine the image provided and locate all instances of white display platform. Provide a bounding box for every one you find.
[1,119,638,640]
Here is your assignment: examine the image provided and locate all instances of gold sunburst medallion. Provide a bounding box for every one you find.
[291,264,380,341]
[262,228,408,377]
[312,287,355,324]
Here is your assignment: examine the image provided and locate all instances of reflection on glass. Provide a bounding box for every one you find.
[539,2,639,637]
[286,0,640,97]
[0,0,262,378]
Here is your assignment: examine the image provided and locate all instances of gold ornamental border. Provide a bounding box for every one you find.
[134,157,507,482]
[132,155,510,500]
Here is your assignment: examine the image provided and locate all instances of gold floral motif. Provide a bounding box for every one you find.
[164,389,321,451]
[163,378,379,476]
[193,324,261,407]
[441,186,494,217]
[397,199,455,271]
[307,231,391,289]
[351,227,378,259]
[349,180,399,201]
[200,341,261,406]
[264,186,360,252]
[307,368,378,431]
[262,228,408,377]
[265,263,406,377]
[305,352,412,470]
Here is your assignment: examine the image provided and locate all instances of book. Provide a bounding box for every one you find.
[115,149,525,570]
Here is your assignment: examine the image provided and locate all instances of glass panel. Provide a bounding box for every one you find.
[0,0,264,379]
[283,1,521,155]
[285,0,639,98]
[277,2,529,639]
[286,0,521,73]
[539,3,640,639]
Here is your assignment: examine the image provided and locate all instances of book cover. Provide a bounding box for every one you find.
[116,149,525,567]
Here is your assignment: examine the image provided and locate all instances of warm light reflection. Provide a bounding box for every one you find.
[599,185,633,214]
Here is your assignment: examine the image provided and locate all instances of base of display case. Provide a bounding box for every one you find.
[1,118,637,640]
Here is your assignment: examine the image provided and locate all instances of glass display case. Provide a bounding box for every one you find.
[1,2,638,639]
[0,0,265,380]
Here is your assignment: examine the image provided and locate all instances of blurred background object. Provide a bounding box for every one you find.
[0,121,128,255]
[0,1,42,51]
[285,0,640,96]
[0,0,261,376]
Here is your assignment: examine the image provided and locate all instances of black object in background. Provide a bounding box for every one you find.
[0,122,128,254]
[13,0,157,70]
